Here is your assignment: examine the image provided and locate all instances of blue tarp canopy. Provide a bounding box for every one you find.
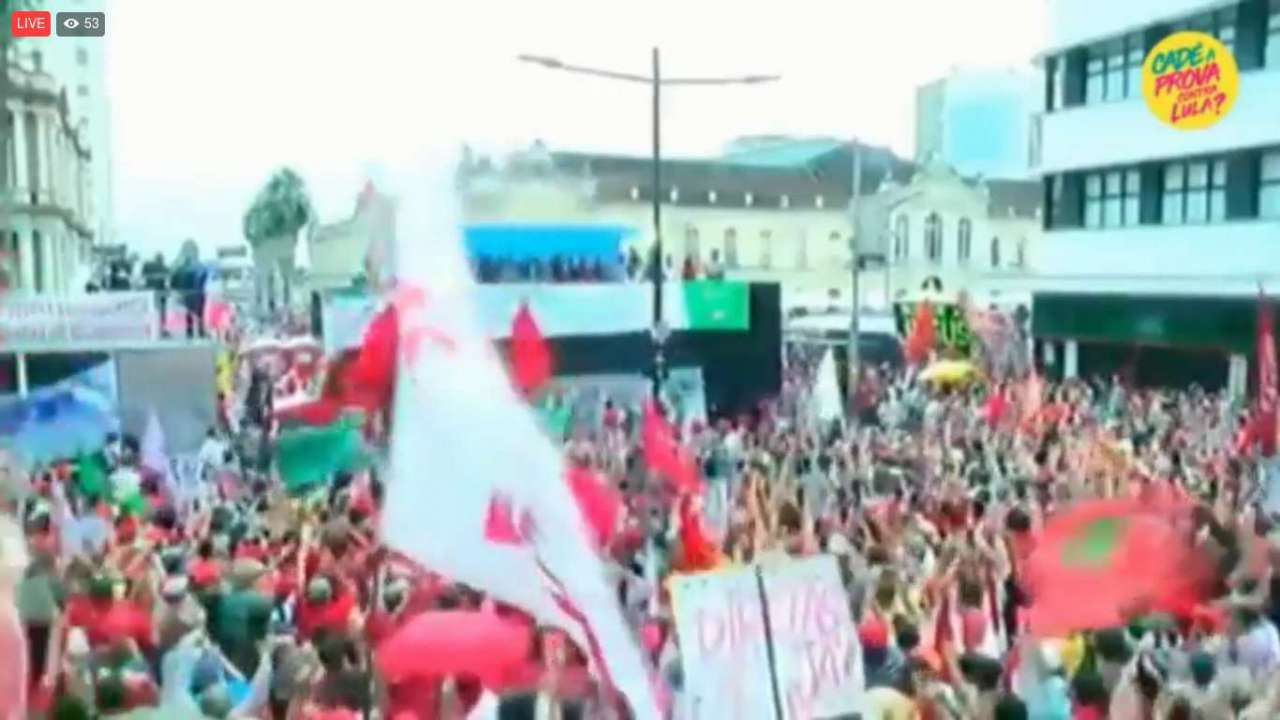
[463,223,632,264]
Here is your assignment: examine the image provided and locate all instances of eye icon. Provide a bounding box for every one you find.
[63,17,79,29]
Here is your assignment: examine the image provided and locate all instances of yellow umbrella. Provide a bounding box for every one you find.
[918,359,980,385]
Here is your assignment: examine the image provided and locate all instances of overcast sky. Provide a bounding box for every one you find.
[107,0,1045,258]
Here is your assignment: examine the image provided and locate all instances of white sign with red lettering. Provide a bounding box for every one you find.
[670,555,864,720]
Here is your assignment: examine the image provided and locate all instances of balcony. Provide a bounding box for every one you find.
[1039,66,1280,173]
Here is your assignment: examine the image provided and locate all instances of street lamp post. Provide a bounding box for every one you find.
[518,50,778,399]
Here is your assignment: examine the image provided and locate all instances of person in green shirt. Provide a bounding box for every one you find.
[209,559,272,678]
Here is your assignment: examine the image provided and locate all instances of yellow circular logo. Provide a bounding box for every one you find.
[1143,31,1238,130]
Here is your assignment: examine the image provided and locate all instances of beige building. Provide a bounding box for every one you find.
[459,139,917,310]
[304,182,397,295]
[1,56,95,295]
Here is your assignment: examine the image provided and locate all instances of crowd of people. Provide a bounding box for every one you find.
[2,318,1280,719]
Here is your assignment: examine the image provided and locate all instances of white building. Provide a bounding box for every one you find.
[459,138,917,310]
[39,0,114,248]
[877,154,1041,306]
[2,58,95,294]
[915,67,1040,180]
[1032,0,1280,387]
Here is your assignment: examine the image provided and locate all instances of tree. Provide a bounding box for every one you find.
[242,167,313,246]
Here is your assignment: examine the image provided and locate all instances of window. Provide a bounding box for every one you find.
[1162,158,1226,224]
[1047,55,1065,112]
[669,187,679,202]
[957,218,972,263]
[708,190,717,204]
[796,230,809,270]
[724,228,739,268]
[893,215,909,260]
[1084,168,1140,228]
[629,186,639,201]
[744,192,753,207]
[924,213,942,263]
[780,194,790,209]
[990,237,1001,268]
[759,230,773,269]
[77,84,89,98]
[814,195,824,209]
[75,47,89,66]
[1085,33,1144,104]
[1016,239,1027,268]
[1261,150,1280,219]
[1183,7,1237,55]
[1269,0,1280,68]
[685,226,701,261]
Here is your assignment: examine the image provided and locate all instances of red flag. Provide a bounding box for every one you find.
[565,465,622,549]
[1018,371,1044,433]
[1256,292,1277,457]
[904,301,936,365]
[1024,499,1208,635]
[673,494,721,573]
[510,302,552,396]
[641,401,698,493]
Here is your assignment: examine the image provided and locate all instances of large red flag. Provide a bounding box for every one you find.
[510,302,552,397]
[1024,499,1208,635]
[1256,292,1277,457]
[904,301,936,365]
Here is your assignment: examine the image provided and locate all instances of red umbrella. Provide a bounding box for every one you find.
[375,610,533,683]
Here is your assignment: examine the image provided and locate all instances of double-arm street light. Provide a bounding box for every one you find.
[518,49,779,398]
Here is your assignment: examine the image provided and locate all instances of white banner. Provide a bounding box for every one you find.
[670,555,864,720]
[0,292,158,350]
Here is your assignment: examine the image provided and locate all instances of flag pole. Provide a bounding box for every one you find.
[754,566,787,720]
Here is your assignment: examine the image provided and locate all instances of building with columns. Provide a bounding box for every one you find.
[2,58,95,295]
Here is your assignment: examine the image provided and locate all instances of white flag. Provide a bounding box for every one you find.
[815,348,844,426]
[381,153,660,719]
[140,409,173,490]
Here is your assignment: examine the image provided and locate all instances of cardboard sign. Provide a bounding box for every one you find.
[670,555,864,720]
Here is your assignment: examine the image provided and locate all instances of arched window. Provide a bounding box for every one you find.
[724,228,739,268]
[759,229,774,269]
[685,226,701,262]
[957,218,972,264]
[924,213,943,263]
[991,237,1002,268]
[893,215,909,260]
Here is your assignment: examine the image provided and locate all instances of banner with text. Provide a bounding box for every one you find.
[670,555,864,720]
[0,292,158,351]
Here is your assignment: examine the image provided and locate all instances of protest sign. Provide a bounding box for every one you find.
[670,555,864,720]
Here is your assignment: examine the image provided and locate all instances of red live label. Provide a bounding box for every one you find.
[11,11,52,37]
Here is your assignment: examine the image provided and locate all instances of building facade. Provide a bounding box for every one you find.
[2,59,95,295]
[1033,0,1280,388]
[38,0,113,248]
[458,139,917,311]
[915,67,1040,180]
[877,154,1042,306]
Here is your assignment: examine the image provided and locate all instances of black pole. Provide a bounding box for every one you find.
[754,566,787,720]
[651,46,664,400]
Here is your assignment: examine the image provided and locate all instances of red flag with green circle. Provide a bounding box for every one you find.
[1025,499,1208,635]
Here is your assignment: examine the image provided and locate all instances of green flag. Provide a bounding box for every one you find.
[539,395,573,442]
[681,281,749,330]
[75,453,107,502]
[275,412,368,496]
